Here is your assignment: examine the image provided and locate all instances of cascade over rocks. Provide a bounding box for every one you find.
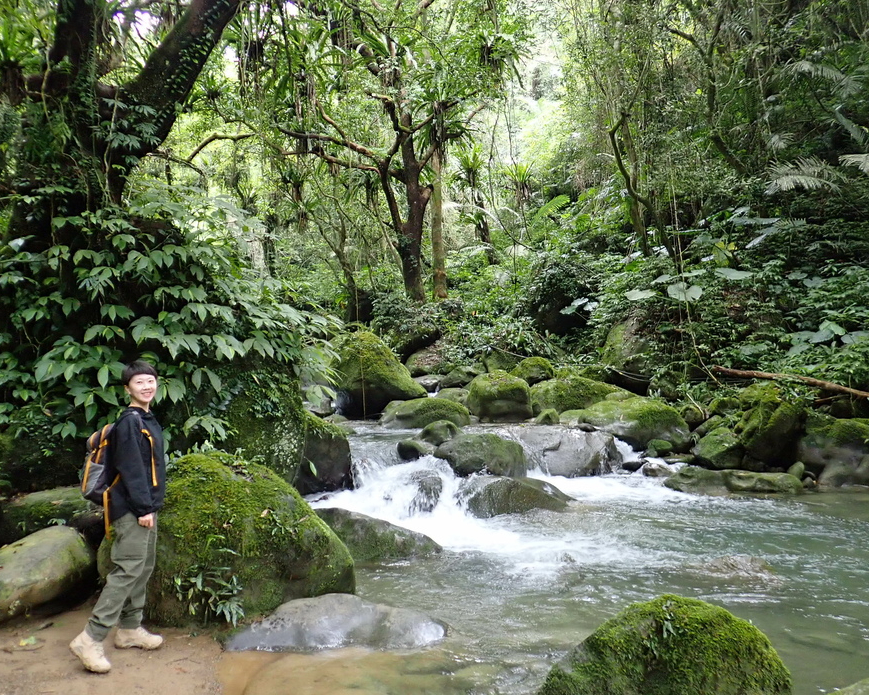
[466,370,533,422]
[138,451,355,626]
[225,593,447,651]
[0,526,95,624]
[514,426,620,477]
[435,433,527,477]
[538,594,792,695]
[562,396,691,451]
[335,331,426,418]
[462,476,572,518]
[315,508,441,562]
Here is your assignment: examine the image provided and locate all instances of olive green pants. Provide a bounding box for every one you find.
[86,513,157,641]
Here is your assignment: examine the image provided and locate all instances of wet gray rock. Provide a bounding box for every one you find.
[641,461,675,478]
[408,470,444,513]
[462,476,571,518]
[514,426,620,477]
[225,593,447,651]
[315,508,441,562]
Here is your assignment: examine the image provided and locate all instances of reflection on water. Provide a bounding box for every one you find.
[221,423,869,695]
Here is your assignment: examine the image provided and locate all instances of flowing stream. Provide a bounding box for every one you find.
[223,423,869,695]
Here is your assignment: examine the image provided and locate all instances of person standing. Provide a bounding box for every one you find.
[70,360,167,673]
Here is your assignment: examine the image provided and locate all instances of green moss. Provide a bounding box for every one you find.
[534,408,560,425]
[539,594,792,695]
[466,370,533,422]
[434,433,527,477]
[530,375,625,415]
[0,487,91,545]
[803,411,869,449]
[382,397,471,429]
[147,451,354,626]
[693,427,745,470]
[737,398,803,465]
[511,357,556,385]
[569,397,691,451]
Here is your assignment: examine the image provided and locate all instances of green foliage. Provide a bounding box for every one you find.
[172,533,245,627]
[0,180,340,442]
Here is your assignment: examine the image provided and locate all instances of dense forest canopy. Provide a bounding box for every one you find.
[1,0,867,460]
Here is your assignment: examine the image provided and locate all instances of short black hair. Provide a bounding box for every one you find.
[122,360,159,385]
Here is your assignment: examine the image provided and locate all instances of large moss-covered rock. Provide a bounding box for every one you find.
[530,375,625,415]
[145,451,355,626]
[463,476,571,518]
[538,594,792,695]
[601,317,653,377]
[692,428,746,470]
[511,357,555,386]
[797,412,869,486]
[225,379,353,496]
[0,486,95,546]
[466,370,533,422]
[335,331,426,418]
[720,470,803,495]
[434,433,527,477]
[435,387,469,405]
[664,466,728,494]
[735,385,803,466]
[315,508,441,562]
[439,365,484,389]
[380,397,471,430]
[0,526,95,624]
[566,397,691,451]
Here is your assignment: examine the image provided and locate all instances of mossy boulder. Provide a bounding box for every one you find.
[466,370,533,422]
[797,412,869,486]
[530,375,626,416]
[463,476,571,518]
[566,397,691,451]
[397,438,435,461]
[144,451,355,626]
[483,350,521,373]
[734,387,803,466]
[646,439,673,457]
[315,508,441,562]
[692,428,746,470]
[419,420,461,446]
[435,387,469,406]
[440,365,485,389]
[380,397,471,430]
[434,433,527,477]
[335,331,427,418]
[664,466,728,494]
[405,343,454,377]
[600,317,653,377]
[538,594,792,695]
[720,470,803,495]
[511,357,556,386]
[534,408,560,425]
[0,486,96,546]
[225,381,352,495]
[0,526,95,624]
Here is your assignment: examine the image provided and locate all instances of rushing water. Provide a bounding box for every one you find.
[226,423,869,695]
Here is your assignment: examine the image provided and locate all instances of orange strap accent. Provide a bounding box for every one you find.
[141,429,157,486]
[102,474,121,540]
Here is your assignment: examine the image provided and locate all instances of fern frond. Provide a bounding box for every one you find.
[767,132,794,152]
[765,156,843,194]
[789,60,863,97]
[531,195,571,226]
[834,109,868,149]
[841,154,869,174]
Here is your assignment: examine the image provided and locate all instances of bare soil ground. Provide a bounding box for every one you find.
[0,599,223,695]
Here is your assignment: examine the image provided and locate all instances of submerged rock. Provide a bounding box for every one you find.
[434,433,527,477]
[225,593,447,651]
[0,526,95,624]
[514,426,619,477]
[462,476,571,518]
[466,370,533,422]
[537,594,792,695]
[315,508,441,562]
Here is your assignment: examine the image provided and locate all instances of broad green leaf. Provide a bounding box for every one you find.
[715,268,754,280]
[626,289,657,301]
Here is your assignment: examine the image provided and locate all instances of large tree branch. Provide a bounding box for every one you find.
[186,132,255,162]
[711,366,869,399]
[276,125,381,163]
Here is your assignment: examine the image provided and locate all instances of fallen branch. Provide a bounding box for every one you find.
[710,366,869,399]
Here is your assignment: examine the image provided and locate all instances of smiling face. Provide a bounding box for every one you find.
[125,373,158,410]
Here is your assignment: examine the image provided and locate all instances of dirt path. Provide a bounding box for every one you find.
[0,599,223,695]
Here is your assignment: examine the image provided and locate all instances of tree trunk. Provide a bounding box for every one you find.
[431,150,448,300]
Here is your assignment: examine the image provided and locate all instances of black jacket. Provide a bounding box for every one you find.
[107,407,166,521]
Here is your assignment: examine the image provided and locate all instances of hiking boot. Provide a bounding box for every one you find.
[114,626,163,650]
[70,630,111,673]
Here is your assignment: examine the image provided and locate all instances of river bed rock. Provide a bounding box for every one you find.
[466,370,533,422]
[513,426,620,477]
[0,526,95,623]
[461,476,572,518]
[537,594,792,695]
[225,593,447,651]
[380,397,471,429]
[314,507,441,562]
[664,466,803,495]
[434,433,527,477]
